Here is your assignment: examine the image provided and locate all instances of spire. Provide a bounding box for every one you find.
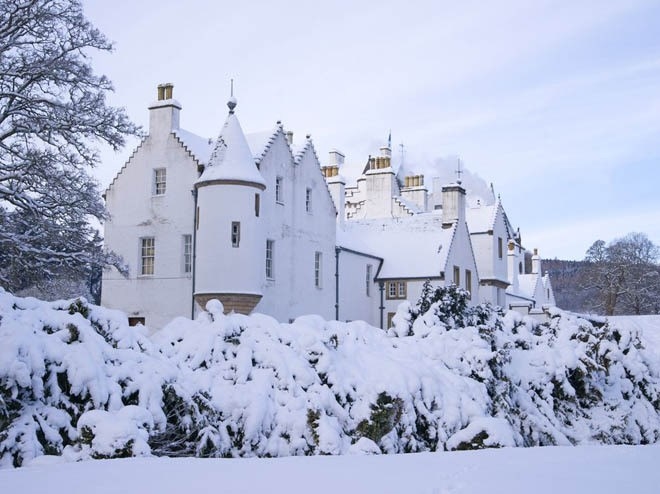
[196,90,265,188]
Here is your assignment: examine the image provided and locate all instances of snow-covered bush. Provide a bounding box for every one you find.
[76,406,153,459]
[1,285,660,468]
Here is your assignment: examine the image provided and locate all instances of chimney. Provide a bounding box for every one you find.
[324,149,346,224]
[532,248,542,275]
[441,182,466,228]
[285,131,294,145]
[148,83,181,136]
[329,149,345,167]
[507,240,519,292]
[401,174,428,212]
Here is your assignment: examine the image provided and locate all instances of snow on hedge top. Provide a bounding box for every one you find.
[2,286,660,468]
[196,105,265,187]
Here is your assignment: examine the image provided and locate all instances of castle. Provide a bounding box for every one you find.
[101,84,555,329]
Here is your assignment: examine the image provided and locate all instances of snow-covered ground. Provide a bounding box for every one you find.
[2,444,659,494]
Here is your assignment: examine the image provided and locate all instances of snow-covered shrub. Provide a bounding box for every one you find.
[0,289,175,467]
[2,286,660,467]
[76,406,153,459]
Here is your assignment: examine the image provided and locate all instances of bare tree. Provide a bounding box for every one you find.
[0,0,138,293]
[583,233,660,315]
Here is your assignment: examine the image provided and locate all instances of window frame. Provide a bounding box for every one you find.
[153,168,167,196]
[231,221,240,248]
[266,239,274,279]
[140,237,155,276]
[497,236,503,259]
[366,264,372,297]
[305,187,312,213]
[314,251,322,288]
[182,234,192,274]
[465,269,472,298]
[386,280,407,300]
[453,265,460,286]
[275,176,284,204]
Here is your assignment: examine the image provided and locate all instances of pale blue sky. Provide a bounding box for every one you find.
[84,0,660,260]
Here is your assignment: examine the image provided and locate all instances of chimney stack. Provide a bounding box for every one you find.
[324,150,346,224]
[441,182,466,228]
[532,248,542,275]
[149,82,181,136]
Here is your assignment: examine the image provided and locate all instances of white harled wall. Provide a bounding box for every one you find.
[195,184,264,297]
[253,133,336,321]
[336,250,381,324]
[102,124,198,329]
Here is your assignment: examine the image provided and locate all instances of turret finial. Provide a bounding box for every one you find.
[227,78,237,114]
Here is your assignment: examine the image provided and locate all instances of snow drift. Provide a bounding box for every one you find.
[1,286,660,468]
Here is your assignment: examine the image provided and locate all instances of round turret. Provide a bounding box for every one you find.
[193,100,266,314]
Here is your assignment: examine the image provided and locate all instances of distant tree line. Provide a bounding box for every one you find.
[545,232,660,316]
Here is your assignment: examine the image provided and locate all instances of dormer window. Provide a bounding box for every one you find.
[153,168,166,195]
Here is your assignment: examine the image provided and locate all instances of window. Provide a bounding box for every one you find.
[465,269,472,296]
[366,264,373,296]
[128,317,145,327]
[388,281,397,298]
[314,251,322,288]
[183,234,192,274]
[453,266,460,286]
[519,262,523,274]
[140,237,155,275]
[497,237,503,259]
[386,281,407,300]
[387,312,396,328]
[153,168,166,195]
[275,176,283,203]
[255,193,260,217]
[305,188,312,212]
[231,222,240,247]
[266,239,274,279]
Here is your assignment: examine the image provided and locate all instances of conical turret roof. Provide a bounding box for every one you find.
[197,98,266,187]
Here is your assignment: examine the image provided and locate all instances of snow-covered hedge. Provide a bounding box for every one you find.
[1,286,660,468]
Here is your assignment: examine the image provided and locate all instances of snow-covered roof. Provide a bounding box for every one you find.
[173,128,214,164]
[395,195,423,215]
[245,128,279,162]
[466,203,498,234]
[338,215,455,279]
[197,107,265,187]
[516,274,539,300]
